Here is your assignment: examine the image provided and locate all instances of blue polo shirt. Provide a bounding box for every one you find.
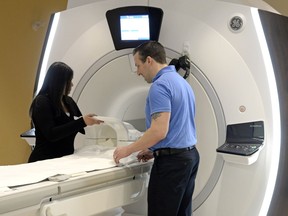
[145,65,197,151]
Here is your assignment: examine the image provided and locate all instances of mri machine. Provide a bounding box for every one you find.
[2,0,288,215]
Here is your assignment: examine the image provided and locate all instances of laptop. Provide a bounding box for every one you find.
[216,121,264,156]
[20,128,35,138]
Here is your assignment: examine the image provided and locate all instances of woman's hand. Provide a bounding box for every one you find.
[83,114,104,126]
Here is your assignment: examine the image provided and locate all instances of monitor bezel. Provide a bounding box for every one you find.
[106,6,163,50]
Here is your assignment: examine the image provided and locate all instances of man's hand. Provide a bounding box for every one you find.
[113,146,131,164]
[137,149,154,162]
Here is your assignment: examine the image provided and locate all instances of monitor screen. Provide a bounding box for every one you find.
[226,121,264,143]
[106,6,163,50]
[120,15,150,41]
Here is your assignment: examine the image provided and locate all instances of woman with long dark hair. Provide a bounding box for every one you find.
[28,62,103,162]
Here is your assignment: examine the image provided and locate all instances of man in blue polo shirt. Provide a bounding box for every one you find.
[113,41,199,216]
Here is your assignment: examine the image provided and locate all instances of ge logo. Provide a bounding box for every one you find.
[230,16,243,31]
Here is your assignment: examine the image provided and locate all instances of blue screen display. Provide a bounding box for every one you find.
[120,15,150,40]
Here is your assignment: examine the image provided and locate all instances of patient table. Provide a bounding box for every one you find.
[2,117,151,216]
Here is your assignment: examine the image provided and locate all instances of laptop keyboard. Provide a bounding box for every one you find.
[216,143,263,156]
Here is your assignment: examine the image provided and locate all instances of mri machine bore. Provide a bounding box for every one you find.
[2,0,288,215]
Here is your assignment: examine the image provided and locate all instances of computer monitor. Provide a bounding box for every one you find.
[106,6,163,50]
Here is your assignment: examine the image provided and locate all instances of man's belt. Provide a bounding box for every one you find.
[153,146,195,157]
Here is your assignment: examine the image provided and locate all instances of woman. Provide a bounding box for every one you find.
[28,62,103,162]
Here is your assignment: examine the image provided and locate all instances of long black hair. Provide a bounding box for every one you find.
[30,62,73,116]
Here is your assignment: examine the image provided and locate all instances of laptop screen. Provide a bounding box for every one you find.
[226,121,264,144]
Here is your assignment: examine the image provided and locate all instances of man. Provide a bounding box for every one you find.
[113,41,199,216]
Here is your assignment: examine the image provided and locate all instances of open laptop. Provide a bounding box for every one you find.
[216,121,264,156]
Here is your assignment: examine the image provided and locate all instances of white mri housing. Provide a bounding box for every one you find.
[2,0,288,215]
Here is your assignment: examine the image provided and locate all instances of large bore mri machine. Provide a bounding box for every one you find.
[2,0,288,215]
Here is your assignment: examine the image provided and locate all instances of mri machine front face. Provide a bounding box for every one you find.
[2,0,288,215]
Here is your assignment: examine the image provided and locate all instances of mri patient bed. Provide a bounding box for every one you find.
[2,0,288,215]
[2,117,151,216]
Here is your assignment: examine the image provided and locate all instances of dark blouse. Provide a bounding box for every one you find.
[28,95,86,162]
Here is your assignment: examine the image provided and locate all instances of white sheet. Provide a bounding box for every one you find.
[0,145,138,188]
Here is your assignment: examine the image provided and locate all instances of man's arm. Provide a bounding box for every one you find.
[113,112,170,163]
[135,111,170,150]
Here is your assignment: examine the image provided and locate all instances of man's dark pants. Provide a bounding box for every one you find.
[148,147,200,216]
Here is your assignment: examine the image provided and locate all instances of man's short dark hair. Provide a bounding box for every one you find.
[133,41,167,64]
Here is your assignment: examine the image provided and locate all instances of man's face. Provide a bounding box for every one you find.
[134,52,152,83]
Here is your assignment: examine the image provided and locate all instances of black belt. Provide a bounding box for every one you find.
[153,146,195,157]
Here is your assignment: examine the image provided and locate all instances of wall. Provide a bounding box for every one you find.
[265,0,288,16]
[0,0,67,165]
[0,0,286,165]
